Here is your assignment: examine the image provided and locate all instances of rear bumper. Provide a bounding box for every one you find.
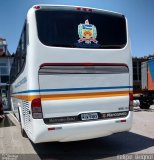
[31,111,133,143]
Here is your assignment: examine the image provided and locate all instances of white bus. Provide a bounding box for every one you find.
[10,5,133,143]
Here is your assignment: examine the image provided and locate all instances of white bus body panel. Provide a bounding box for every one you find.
[10,5,133,143]
[39,74,130,118]
[31,112,133,143]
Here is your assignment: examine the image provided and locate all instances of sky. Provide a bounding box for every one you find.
[0,0,154,57]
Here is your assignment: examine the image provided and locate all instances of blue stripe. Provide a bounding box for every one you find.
[12,86,133,95]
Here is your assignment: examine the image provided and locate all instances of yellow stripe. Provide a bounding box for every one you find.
[13,91,131,101]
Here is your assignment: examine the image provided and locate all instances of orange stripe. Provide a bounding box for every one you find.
[13,91,131,101]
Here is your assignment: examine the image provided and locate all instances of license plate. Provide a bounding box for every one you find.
[81,112,99,121]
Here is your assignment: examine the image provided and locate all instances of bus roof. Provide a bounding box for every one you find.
[32,4,124,17]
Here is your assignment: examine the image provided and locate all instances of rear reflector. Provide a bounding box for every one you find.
[115,119,127,123]
[48,127,62,131]
[48,128,55,131]
[121,119,126,123]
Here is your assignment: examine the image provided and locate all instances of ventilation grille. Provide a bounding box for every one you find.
[22,100,32,135]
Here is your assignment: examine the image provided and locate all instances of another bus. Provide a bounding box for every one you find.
[10,5,133,143]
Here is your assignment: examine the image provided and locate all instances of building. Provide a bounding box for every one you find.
[0,38,14,110]
[0,38,7,56]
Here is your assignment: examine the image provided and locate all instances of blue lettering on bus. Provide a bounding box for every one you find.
[15,77,27,88]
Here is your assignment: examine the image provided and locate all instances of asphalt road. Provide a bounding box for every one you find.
[0,106,154,160]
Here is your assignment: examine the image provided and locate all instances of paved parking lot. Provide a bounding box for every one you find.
[0,106,154,160]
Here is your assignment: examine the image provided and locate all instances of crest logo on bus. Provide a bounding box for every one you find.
[78,19,98,44]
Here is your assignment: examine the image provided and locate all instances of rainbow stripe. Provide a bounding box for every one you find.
[12,86,132,101]
[12,91,132,101]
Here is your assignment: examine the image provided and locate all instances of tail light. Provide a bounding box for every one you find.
[31,98,43,119]
[33,6,41,10]
[76,7,92,12]
[129,93,134,111]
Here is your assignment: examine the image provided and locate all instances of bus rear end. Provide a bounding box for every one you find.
[27,5,133,143]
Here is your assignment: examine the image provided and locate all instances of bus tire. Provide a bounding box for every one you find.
[140,102,150,109]
[18,108,21,122]
[144,103,150,109]
[18,108,27,138]
[21,127,27,138]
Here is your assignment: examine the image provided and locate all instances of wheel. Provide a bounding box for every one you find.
[21,127,27,138]
[18,108,27,138]
[140,101,150,109]
[18,108,21,122]
[144,103,150,109]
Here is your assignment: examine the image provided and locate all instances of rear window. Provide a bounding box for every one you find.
[36,9,127,49]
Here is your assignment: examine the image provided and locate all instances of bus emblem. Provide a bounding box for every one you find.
[78,19,98,44]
